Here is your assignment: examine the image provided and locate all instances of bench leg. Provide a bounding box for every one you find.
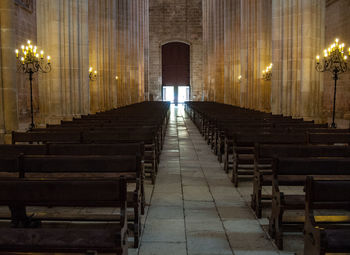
[9,205,41,228]
[224,145,229,173]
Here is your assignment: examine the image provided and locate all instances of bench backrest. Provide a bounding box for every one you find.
[308,133,350,145]
[0,178,127,208]
[22,155,140,174]
[12,131,82,144]
[47,143,144,157]
[306,176,350,210]
[273,157,350,176]
[234,133,308,146]
[256,144,350,160]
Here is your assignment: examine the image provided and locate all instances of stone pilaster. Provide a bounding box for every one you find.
[37,0,89,124]
[271,0,325,121]
[0,0,18,143]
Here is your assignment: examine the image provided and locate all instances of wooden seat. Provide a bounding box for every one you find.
[0,178,128,255]
[269,157,350,250]
[304,177,350,255]
[252,144,350,218]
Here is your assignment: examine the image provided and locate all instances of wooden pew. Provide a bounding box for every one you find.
[230,133,308,187]
[11,131,159,184]
[304,176,350,255]
[0,154,141,248]
[252,144,350,218]
[0,178,128,255]
[269,157,350,249]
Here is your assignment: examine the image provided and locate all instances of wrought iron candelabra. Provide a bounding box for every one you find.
[316,38,349,128]
[262,63,273,81]
[16,40,51,130]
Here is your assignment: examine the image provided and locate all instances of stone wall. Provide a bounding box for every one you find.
[0,0,149,143]
[324,0,350,128]
[148,0,203,101]
[0,0,18,143]
[203,0,272,112]
[271,0,325,122]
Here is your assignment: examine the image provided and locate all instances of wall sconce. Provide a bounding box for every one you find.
[262,63,272,81]
[16,40,51,130]
[89,67,97,81]
[316,38,349,128]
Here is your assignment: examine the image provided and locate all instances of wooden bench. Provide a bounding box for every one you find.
[269,157,350,249]
[12,130,159,184]
[304,176,350,255]
[230,133,308,187]
[0,154,141,248]
[0,178,128,255]
[252,144,350,218]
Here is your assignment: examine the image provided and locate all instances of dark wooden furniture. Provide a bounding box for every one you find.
[0,154,141,248]
[0,178,128,255]
[304,176,350,255]
[252,144,350,218]
[269,157,350,249]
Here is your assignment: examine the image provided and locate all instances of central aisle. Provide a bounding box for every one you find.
[137,105,294,255]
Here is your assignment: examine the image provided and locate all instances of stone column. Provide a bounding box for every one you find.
[271,0,325,120]
[0,0,18,143]
[37,0,89,124]
[89,0,119,113]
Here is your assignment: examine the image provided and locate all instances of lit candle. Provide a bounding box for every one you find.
[21,57,24,64]
[94,70,97,74]
[316,55,320,63]
[24,51,27,56]
[27,40,31,45]
[115,76,119,80]
[344,56,348,60]
[40,50,44,59]
[89,67,93,73]
[15,49,19,58]
[35,53,39,59]
[47,56,51,63]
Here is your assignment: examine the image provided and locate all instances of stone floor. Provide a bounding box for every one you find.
[133,105,299,255]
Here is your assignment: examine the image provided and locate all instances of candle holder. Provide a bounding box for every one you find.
[15,40,51,130]
[316,38,349,128]
[89,67,97,81]
[262,63,272,81]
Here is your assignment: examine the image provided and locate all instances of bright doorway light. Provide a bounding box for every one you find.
[162,86,174,103]
[178,86,190,103]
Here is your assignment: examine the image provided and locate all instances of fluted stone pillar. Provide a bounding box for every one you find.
[36,0,89,124]
[271,0,325,120]
[0,0,18,143]
[89,0,119,113]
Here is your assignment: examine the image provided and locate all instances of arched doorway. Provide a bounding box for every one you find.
[162,42,190,105]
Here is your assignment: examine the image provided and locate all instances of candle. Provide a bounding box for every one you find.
[316,55,320,63]
[21,45,25,52]
[27,40,31,45]
[35,53,39,59]
[115,76,119,80]
[15,49,19,58]
[47,56,51,63]
[21,57,24,64]
[40,51,44,59]
[89,67,93,73]
[94,70,97,74]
